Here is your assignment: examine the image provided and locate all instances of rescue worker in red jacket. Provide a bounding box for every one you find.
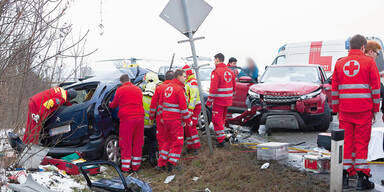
[159,69,191,172]
[109,74,145,173]
[182,65,201,154]
[206,53,236,147]
[23,87,77,144]
[227,57,239,77]
[149,70,174,170]
[331,35,380,190]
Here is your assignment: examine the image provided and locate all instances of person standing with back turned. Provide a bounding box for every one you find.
[160,69,191,172]
[149,70,174,171]
[331,35,380,190]
[206,53,236,147]
[109,74,145,173]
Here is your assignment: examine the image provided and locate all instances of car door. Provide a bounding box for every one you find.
[95,84,119,137]
[43,82,99,147]
[319,67,332,105]
[231,76,255,111]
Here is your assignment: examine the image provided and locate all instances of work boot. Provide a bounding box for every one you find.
[167,163,181,173]
[187,148,199,155]
[356,171,375,190]
[343,170,349,189]
[216,141,227,148]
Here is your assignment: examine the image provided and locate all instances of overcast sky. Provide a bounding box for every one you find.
[67,0,384,73]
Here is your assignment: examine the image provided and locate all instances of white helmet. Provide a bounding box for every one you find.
[144,72,160,84]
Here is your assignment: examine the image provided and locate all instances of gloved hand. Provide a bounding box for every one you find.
[206,100,212,108]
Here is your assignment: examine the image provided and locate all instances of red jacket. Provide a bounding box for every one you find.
[110,82,144,121]
[208,63,236,106]
[149,80,171,120]
[160,79,190,123]
[31,87,70,118]
[331,49,381,113]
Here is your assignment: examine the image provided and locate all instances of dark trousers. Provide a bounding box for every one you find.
[144,126,157,163]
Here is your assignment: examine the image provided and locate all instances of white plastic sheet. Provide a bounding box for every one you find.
[368,127,384,161]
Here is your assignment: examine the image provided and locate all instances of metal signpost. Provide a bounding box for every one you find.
[160,0,214,154]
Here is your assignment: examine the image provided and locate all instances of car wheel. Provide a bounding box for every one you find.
[104,134,121,165]
[317,102,331,132]
[198,106,212,131]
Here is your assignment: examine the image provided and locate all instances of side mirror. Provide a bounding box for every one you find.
[239,76,253,83]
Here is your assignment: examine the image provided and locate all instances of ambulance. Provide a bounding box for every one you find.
[271,36,384,77]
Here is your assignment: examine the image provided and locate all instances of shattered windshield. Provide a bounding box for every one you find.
[260,66,320,83]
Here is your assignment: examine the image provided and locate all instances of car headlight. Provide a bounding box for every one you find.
[248,89,260,99]
[300,89,322,100]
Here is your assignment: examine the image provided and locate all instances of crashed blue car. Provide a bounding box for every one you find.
[10,66,153,164]
[9,65,212,165]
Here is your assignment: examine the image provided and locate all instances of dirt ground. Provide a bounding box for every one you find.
[135,138,329,192]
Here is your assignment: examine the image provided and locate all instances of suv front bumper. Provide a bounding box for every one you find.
[260,110,328,129]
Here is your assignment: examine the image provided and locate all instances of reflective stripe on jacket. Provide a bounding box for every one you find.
[331,49,381,113]
[208,63,236,106]
[161,79,190,122]
[185,74,201,110]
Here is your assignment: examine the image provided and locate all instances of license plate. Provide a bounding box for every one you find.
[49,124,71,136]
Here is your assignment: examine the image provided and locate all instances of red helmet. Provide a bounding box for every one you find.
[182,65,193,76]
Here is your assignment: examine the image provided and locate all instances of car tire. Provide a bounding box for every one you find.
[198,106,212,132]
[103,134,121,165]
[317,102,331,132]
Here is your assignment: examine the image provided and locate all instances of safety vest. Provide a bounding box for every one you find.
[143,95,153,128]
[185,74,201,110]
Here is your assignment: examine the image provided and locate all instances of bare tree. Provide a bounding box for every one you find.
[0,0,96,132]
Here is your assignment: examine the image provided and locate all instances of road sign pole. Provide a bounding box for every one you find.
[180,0,213,154]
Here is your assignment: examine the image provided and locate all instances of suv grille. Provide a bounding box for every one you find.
[263,95,300,103]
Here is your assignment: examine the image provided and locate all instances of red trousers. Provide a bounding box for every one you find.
[185,104,201,149]
[23,99,49,144]
[156,116,166,167]
[340,111,372,175]
[212,104,227,143]
[120,117,144,171]
[158,119,184,166]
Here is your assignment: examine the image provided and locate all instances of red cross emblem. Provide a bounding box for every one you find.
[343,60,360,77]
[224,71,232,82]
[164,86,173,98]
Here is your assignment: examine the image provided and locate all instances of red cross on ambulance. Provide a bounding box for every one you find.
[343,60,360,77]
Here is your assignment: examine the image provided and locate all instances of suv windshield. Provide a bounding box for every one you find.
[260,66,320,83]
